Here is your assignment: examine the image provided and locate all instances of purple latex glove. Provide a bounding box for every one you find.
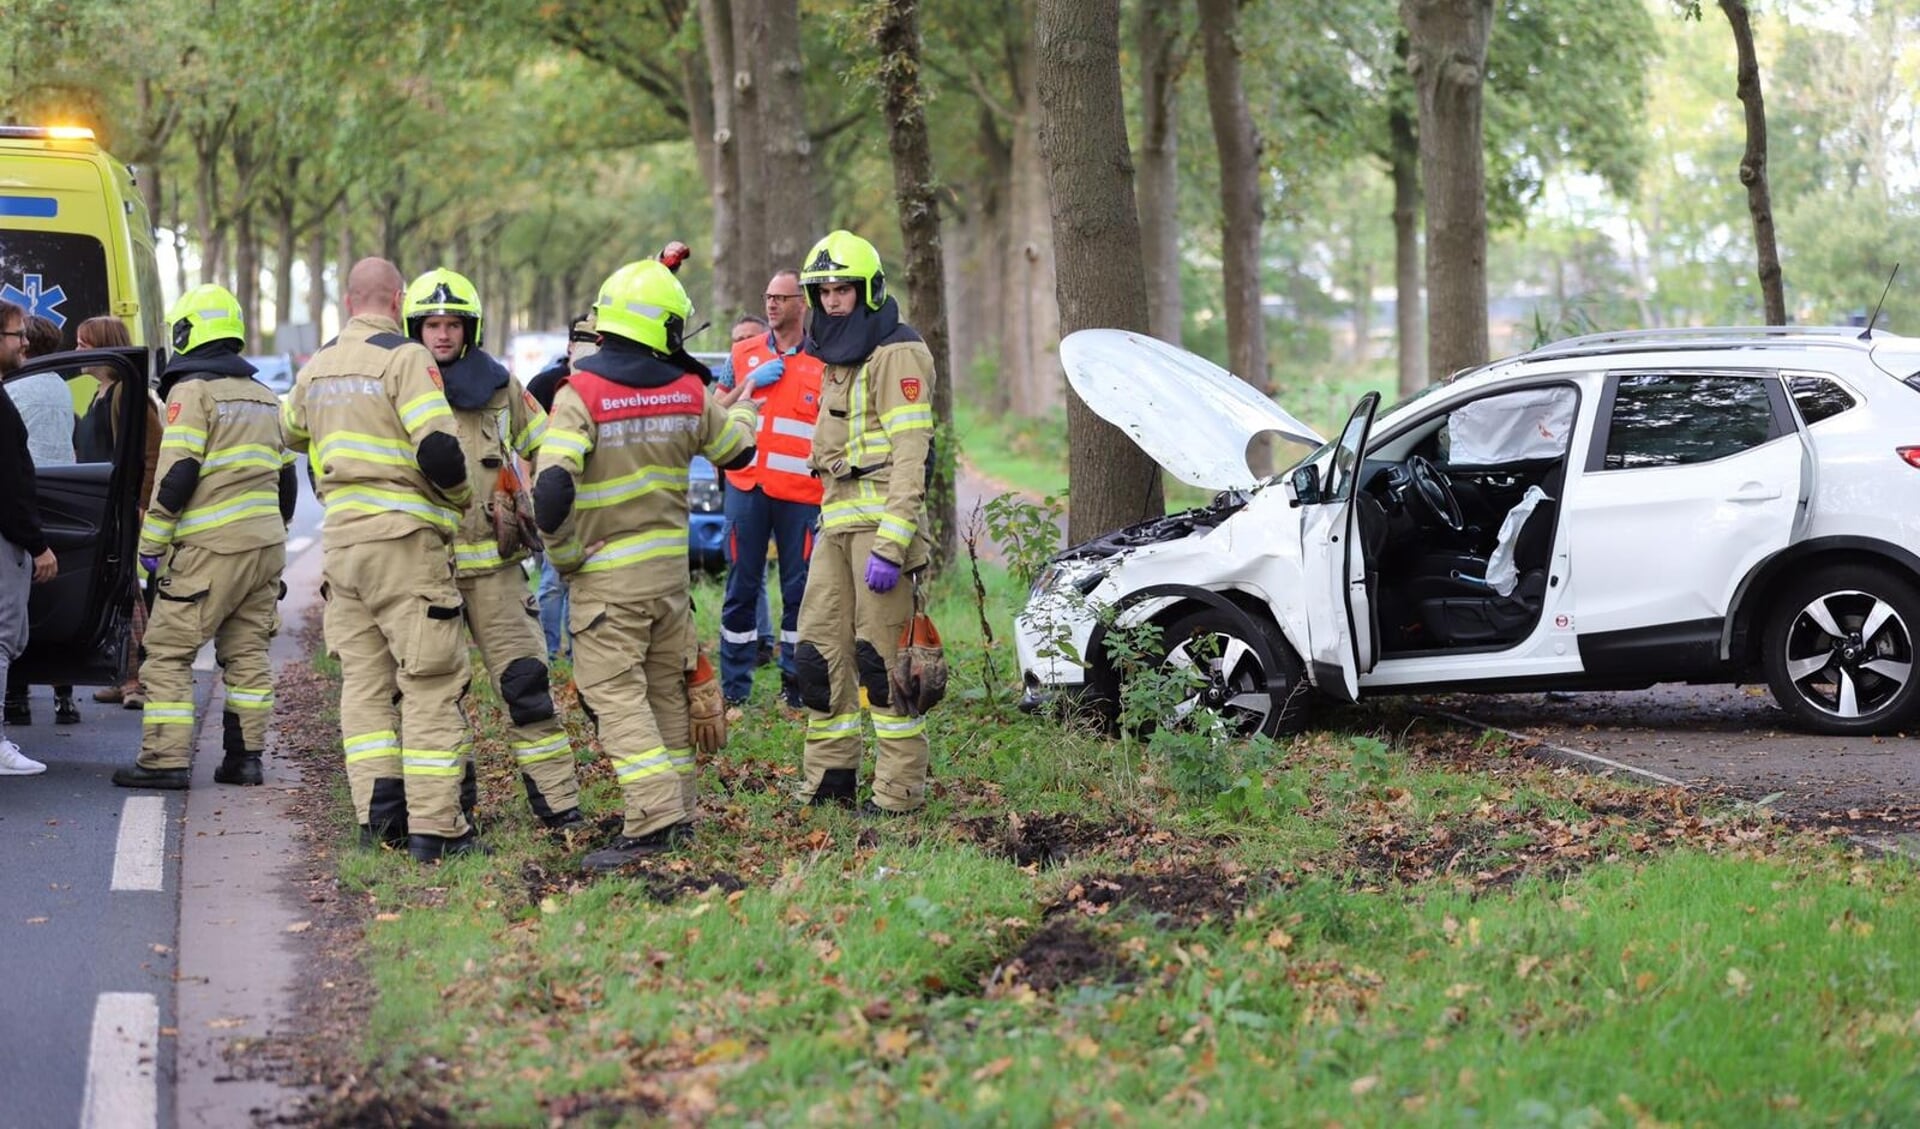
[139,554,161,575]
[713,360,735,390]
[749,355,786,389]
[864,553,900,593]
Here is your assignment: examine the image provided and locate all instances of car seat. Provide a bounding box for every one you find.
[1414,488,1559,646]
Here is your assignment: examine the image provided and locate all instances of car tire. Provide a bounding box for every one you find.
[1136,604,1311,739]
[1762,564,1920,736]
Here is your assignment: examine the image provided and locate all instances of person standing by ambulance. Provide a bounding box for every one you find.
[792,232,937,815]
[714,270,823,710]
[534,258,757,871]
[403,268,586,833]
[111,285,296,790]
[284,258,480,862]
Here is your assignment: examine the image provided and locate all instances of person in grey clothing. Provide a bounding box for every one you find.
[0,300,59,774]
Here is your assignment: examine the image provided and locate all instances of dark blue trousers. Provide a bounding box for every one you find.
[721,484,818,702]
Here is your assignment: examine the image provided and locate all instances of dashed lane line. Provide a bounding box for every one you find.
[79,991,158,1129]
[109,796,167,892]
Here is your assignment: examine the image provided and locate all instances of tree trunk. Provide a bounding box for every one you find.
[954,107,1011,415]
[1719,0,1785,325]
[1136,0,1185,346]
[762,0,817,274]
[1403,0,1493,382]
[875,0,957,573]
[699,0,743,318]
[679,39,726,317]
[1196,0,1271,474]
[1003,50,1062,420]
[730,0,770,305]
[1389,87,1426,396]
[235,207,260,352]
[272,195,296,352]
[1035,0,1165,544]
[169,190,189,298]
[335,208,353,320]
[306,207,328,337]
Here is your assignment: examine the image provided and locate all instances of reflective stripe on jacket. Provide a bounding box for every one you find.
[723,334,825,505]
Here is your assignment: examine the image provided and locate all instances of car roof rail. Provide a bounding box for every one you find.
[1519,325,1875,362]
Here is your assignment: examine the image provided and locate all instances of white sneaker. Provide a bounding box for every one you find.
[0,738,47,776]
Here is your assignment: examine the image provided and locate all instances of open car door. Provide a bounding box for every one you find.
[1298,393,1380,702]
[12,346,153,685]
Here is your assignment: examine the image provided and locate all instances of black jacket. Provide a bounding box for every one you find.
[0,390,46,555]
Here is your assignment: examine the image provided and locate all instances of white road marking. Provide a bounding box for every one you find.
[110,796,167,892]
[79,992,158,1129]
[286,534,315,557]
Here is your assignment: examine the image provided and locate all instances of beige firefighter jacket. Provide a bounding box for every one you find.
[536,366,756,605]
[283,314,471,550]
[810,337,937,565]
[138,372,288,557]
[451,375,546,576]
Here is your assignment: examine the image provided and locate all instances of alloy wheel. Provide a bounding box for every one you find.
[1779,588,1914,720]
[1163,630,1276,736]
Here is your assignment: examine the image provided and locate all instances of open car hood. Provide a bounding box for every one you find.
[1060,329,1325,491]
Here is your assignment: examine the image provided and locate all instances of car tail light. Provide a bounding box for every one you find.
[1899,447,1920,469]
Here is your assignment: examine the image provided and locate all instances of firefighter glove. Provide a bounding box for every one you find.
[888,612,948,715]
[687,650,727,755]
[139,554,161,576]
[864,554,900,593]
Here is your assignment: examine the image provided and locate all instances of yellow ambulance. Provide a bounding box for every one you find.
[0,125,166,353]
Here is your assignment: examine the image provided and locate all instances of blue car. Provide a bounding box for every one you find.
[689,454,726,573]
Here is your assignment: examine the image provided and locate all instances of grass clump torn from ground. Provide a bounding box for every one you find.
[290,565,1920,1127]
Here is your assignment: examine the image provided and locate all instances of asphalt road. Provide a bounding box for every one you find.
[0,459,324,1129]
[1436,682,1920,851]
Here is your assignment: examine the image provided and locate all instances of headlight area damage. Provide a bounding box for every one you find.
[1016,487,1258,722]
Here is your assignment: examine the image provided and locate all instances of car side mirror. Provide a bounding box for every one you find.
[1288,463,1321,506]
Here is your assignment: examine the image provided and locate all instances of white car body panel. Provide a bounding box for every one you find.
[1019,328,1920,735]
[1059,329,1323,491]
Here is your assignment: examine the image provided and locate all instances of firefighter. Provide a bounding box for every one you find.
[284,257,480,862]
[111,285,297,790]
[534,258,757,872]
[793,230,937,815]
[403,268,584,832]
[715,270,823,709]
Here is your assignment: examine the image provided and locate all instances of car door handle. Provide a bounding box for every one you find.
[1727,484,1782,502]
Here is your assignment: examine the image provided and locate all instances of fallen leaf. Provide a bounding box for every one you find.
[1351,1075,1381,1096]
[150,943,172,955]
[971,1056,1013,1082]
[284,921,311,934]
[25,917,47,925]
[208,1017,246,1029]
[873,1027,915,1059]
[374,912,401,922]
[1266,929,1293,951]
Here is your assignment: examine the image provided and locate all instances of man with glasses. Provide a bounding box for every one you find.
[711,270,824,712]
[0,300,57,774]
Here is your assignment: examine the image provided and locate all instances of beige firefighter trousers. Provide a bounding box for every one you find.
[795,526,929,811]
[324,528,473,839]
[138,542,285,770]
[458,564,580,818]
[569,591,693,839]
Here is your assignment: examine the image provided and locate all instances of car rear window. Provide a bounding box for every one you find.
[1787,374,1856,425]
[1602,373,1783,470]
[0,229,110,350]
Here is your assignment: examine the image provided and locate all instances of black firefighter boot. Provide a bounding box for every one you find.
[581,821,692,872]
[525,774,585,834]
[809,768,858,809]
[112,763,191,790]
[213,710,263,785]
[408,830,489,863]
[358,778,410,849]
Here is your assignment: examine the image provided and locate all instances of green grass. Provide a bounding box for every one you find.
[316,563,1920,1126]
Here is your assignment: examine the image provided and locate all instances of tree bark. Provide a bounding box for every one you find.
[306,209,328,337]
[762,0,816,274]
[1719,0,1785,325]
[730,0,771,307]
[1004,47,1062,420]
[1403,0,1493,382]
[1388,84,1426,396]
[271,194,296,352]
[235,206,260,352]
[876,0,957,573]
[1035,0,1165,544]
[1196,0,1271,474]
[1136,0,1186,346]
[696,0,741,319]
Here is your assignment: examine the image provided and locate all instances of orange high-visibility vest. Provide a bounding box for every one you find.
[724,333,825,505]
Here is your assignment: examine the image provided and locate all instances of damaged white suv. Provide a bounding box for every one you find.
[1016,327,1920,737]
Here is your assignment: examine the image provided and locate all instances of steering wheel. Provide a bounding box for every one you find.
[1408,455,1465,532]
